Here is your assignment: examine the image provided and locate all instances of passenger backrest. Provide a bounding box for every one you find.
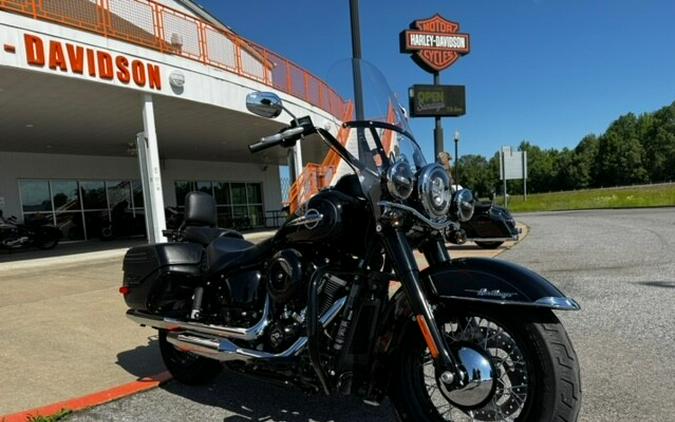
[184,192,217,227]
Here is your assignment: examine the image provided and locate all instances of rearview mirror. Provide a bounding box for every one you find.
[246,92,283,118]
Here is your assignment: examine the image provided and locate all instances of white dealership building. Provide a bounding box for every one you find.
[0,0,345,241]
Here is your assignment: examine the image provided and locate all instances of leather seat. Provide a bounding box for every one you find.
[181,192,243,246]
[182,226,242,246]
[206,236,272,274]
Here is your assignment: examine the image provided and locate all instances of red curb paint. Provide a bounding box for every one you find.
[1,371,172,422]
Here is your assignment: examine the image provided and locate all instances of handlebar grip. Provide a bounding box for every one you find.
[248,127,305,153]
[248,136,284,153]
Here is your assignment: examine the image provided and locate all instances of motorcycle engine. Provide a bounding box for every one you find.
[264,249,347,353]
[267,249,305,303]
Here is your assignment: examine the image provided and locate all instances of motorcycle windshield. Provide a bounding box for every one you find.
[325,59,427,200]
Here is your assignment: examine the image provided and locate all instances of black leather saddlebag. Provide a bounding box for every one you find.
[122,242,204,312]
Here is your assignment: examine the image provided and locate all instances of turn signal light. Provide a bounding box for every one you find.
[119,286,131,296]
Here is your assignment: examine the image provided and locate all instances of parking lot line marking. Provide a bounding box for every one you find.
[1,371,172,422]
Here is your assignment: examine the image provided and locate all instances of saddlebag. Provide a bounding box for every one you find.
[122,243,204,312]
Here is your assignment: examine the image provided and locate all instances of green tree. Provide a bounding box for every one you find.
[457,154,495,198]
[595,113,649,186]
[518,142,560,193]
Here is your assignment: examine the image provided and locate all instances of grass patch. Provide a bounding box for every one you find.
[496,183,675,213]
[25,410,72,422]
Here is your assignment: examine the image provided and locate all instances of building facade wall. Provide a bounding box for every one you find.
[0,151,281,224]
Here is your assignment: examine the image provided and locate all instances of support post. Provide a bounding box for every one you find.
[433,72,444,158]
[523,150,528,201]
[292,144,303,184]
[501,148,508,209]
[454,130,460,190]
[287,150,297,184]
[140,94,166,243]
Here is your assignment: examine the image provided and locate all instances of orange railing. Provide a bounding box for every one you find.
[0,0,348,118]
[287,102,354,214]
[287,102,401,213]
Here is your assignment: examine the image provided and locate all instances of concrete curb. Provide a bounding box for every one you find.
[1,372,172,422]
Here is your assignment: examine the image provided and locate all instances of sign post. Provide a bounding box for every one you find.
[499,146,528,208]
[401,15,471,157]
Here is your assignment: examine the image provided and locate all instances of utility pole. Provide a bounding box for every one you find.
[453,130,460,190]
[349,0,369,161]
[433,72,444,157]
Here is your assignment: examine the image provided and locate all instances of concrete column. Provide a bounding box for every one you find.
[292,144,303,181]
[140,94,166,243]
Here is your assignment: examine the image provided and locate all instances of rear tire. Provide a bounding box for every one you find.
[158,330,222,385]
[390,305,581,421]
[475,241,504,249]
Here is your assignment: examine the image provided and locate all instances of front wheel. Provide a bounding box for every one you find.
[390,305,581,421]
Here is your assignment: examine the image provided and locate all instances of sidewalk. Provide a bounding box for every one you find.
[0,225,526,416]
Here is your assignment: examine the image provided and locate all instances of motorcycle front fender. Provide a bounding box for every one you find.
[422,258,580,311]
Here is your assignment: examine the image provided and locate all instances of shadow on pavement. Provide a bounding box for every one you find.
[116,335,166,379]
[161,369,395,421]
[635,281,675,289]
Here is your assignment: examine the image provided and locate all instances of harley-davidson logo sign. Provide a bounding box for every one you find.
[401,14,470,73]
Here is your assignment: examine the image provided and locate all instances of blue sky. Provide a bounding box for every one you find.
[198,0,675,159]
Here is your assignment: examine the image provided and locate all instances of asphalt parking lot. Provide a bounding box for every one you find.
[61,208,675,421]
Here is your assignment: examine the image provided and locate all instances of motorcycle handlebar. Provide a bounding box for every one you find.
[248,126,305,153]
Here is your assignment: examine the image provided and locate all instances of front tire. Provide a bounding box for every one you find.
[390,305,581,421]
[158,330,222,385]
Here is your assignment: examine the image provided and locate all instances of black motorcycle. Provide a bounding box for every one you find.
[0,210,61,250]
[447,201,521,249]
[122,61,581,421]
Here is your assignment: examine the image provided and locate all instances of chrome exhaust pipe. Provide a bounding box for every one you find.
[126,297,271,341]
[166,297,346,363]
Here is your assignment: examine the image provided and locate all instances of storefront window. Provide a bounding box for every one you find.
[248,205,264,227]
[20,180,51,212]
[217,206,233,228]
[55,211,85,241]
[174,180,265,229]
[51,181,81,212]
[107,181,131,210]
[231,183,247,205]
[132,180,144,209]
[247,184,262,204]
[214,182,231,205]
[23,213,53,226]
[196,181,213,195]
[80,181,107,210]
[175,181,194,207]
[19,178,145,241]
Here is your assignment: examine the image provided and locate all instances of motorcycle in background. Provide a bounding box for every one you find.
[438,152,521,249]
[0,210,61,250]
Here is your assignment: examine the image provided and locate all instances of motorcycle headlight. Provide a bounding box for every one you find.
[451,189,475,222]
[417,164,451,219]
[386,160,414,200]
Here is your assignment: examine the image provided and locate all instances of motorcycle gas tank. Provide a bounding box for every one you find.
[276,189,363,245]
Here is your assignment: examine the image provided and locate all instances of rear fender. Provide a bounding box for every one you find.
[423,258,580,310]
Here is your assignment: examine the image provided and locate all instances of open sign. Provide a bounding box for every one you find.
[409,85,466,117]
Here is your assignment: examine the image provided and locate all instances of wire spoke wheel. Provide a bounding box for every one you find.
[390,304,580,422]
[423,315,529,421]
